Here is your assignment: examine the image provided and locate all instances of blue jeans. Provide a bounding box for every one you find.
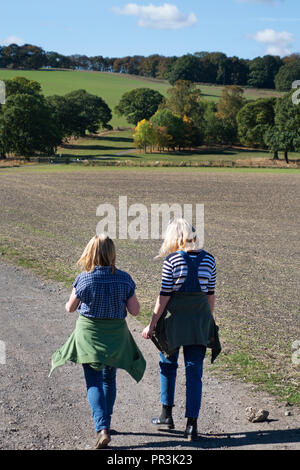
[83,364,117,432]
[159,345,206,419]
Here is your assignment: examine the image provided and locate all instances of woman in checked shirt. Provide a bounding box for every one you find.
[142,218,217,441]
[54,235,145,449]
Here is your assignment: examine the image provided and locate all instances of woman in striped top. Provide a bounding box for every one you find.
[142,218,217,441]
[160,250,216,297]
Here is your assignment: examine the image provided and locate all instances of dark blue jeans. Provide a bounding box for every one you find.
[159,345,206,419]
[83,364,117,432]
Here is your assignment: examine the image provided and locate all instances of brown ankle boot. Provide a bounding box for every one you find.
[95,429,111,449]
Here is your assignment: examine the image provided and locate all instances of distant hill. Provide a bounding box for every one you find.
[0,69,282,128]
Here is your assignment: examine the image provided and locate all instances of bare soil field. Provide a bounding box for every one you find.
[0,167,299,408]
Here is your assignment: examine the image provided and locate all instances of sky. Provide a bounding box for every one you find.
[1,0,300,59]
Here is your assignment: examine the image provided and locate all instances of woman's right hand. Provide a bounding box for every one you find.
[142,324,153,339]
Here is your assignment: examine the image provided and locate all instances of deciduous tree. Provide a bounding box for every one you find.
[275,60,300,91]
[115,88,164,125]
[133,119,156,152]
[168,54,201,85]
[150,109,185,150]
[4,76,42,97]
[63,89,112,136]
[0,93,61,159]
[236,98,276,148]
[217,85,246,127]
[164,80,202,118]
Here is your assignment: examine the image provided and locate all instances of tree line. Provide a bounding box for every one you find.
[119,81,300,163]
[1,43,300,91]
[1,76,299,162]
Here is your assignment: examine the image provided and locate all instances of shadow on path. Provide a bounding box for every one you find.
[110,427,300,450]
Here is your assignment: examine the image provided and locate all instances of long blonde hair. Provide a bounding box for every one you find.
[77,234,116,273]
[158,218,200,258]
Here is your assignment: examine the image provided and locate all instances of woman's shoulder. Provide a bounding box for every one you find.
[202,250,215,261]
[165,249,215,263]
[72,270,91,288]
[163,251,188,266]
[164,251,183,263]
[115,268,135,283]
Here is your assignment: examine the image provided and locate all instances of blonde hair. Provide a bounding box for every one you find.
[158,218,200,258]
[77,234,116,273]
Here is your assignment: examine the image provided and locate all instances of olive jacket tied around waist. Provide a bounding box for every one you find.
[151,291,221,363]
[49,314,146,383]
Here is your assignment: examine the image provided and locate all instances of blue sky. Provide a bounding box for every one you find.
[1,0,299,59]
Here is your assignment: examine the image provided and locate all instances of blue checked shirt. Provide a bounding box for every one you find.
[72,266,136,319]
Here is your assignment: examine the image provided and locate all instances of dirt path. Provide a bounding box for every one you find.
[0,261,299,451]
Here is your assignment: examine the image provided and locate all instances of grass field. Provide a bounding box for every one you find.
[0,69,283,128]
[0,165,299,404]
[55,130,300,168]
[2,129,299,169]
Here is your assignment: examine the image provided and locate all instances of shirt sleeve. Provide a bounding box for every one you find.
[207,260,216,295]
[126,276,136,299]
[159,258,174,296]
[72,274,83,299]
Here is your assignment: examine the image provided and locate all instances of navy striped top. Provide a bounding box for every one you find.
[160,250,216,296]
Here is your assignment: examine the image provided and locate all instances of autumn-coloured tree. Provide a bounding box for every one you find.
[183,116,203,149]
[164,80,202,118]
[150,109,185,150]
[217,85,246,126]
[133,119,156,153]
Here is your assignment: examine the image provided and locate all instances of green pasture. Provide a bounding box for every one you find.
[1,127,299,169]
[0,69,282,128]
[1,163,299,176]
[47,129,300,167]
[1,128,299,169]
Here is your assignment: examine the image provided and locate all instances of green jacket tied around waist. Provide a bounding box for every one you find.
[49,315,146,383]
[151,291,221,363]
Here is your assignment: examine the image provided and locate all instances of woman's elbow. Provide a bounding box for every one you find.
[131,303,140,316]
[65,302,77,313]
[128,301,140,316]
[65,303,72,313]
[126,294,140,316]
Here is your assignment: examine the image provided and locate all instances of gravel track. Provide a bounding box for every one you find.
[0,261,299,451]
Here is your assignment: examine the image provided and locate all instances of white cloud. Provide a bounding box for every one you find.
[238,0,284,4]
[1,35,24,46]
[251,28,294,56]
[113,3,197,30]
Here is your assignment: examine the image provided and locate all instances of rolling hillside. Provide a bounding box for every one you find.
[0,69,282,128]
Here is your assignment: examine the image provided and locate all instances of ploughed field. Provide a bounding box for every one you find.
[0,167,299,402]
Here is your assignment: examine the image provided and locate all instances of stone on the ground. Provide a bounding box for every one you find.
[245,407,269,423]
